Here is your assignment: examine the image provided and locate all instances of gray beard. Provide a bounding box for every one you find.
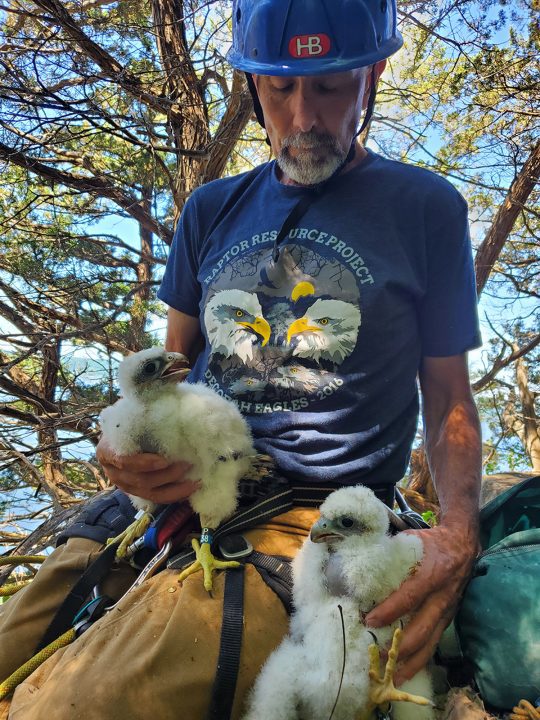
[277,131,347,186]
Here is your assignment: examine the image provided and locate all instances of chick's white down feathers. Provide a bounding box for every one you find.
[243,485,434,720]
[99,348,255,528]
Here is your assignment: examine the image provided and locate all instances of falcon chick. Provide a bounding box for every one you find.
[99,347,256,590]
[243,485,433,720]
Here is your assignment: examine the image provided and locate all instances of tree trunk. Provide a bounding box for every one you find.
[37,340,76,506]
[515,353,540,472]
[129,187,154,351]
[151,0,211,215]
[201,71,255,184]
[475,141,540,295]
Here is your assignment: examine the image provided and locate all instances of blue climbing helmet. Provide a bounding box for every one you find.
[227,0,403,76]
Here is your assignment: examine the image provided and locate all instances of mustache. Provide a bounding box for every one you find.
[281,131,340,151]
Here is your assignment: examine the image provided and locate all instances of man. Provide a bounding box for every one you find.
[0,0,481,716]
[101,0,482,681]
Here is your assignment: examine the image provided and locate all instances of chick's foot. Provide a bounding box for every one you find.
[107,511,153,558]
[356,628,432,720]
[177,538,240,592]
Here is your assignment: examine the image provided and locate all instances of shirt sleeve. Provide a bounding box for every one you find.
[419,192,482,357]
[157,195,201,317]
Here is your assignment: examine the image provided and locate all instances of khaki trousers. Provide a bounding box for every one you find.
[0,507,318,720]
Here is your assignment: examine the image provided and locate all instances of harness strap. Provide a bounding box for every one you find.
[206,565,245,720]
[249,551,294,614]
[167,485,295,571]
[36,541,119,652]
[207,549,294,720]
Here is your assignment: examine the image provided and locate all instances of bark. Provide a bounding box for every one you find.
[37,339,76,505]
[201,71,255,185]
[151,0,211,215]
[514,353,540,472]
[402,444,440,516]
[471,333,540,393]
[129,187,154,351]
[475,140,540,295]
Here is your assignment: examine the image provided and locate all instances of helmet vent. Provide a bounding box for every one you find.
[380,0,387,12]
[236,7,241,22]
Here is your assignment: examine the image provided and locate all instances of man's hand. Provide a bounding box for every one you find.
[365,523,479,685]
[96,438,200,505]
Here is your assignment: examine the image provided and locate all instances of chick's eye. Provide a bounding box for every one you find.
[340,517,355,529]
[144,362,157,374]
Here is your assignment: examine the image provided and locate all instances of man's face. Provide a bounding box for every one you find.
[253,68,370,186]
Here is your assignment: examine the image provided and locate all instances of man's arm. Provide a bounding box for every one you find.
[365,353,482,684]
[96,307,204,504]
[165,306,202,358]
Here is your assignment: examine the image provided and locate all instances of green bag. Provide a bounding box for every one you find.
[454,475,540,710]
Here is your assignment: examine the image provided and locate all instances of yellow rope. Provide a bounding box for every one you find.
[0,556,46,566]
[0,580,33,597]
[0,627,76,701]
[510,700,540,720]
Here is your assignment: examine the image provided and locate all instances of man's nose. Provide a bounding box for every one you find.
[290,88,318,134]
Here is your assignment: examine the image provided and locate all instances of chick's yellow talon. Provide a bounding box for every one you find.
[107,511,153,558]
[356,628,432,720]
[177,539,240,592]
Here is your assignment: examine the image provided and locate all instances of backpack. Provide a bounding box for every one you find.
[453,475,540,710]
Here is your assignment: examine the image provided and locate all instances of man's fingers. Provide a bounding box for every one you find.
[365,569,436,628]
[392,595,455,664]
[146,480,201,505]
[99,451,172,473]
[394,615,450,686]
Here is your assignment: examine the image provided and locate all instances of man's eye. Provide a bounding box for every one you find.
[271,83,292,93]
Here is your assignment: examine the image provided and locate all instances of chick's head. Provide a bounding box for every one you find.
[311,485,390,548]
[118,347,190,397]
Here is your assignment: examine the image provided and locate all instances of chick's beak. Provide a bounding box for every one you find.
[310,517,345,544]
[161,353,191,381]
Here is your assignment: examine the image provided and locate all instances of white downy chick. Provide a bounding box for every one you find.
[243,485,434,720]
[99,347,255,561]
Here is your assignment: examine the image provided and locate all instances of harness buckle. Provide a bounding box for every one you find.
[218,534,253,560]
[72,587,112,637]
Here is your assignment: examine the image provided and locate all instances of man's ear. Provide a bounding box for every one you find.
[362,59,387,109]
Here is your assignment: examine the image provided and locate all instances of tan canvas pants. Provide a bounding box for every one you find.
[0,507,318,720]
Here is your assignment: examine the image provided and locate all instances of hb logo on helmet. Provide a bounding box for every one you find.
[288,34,331,58]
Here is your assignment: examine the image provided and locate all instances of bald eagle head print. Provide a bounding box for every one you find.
[287,298,361,364]
[204,289,271,364]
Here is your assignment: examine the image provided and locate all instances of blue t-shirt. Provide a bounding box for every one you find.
[158,150,481,491]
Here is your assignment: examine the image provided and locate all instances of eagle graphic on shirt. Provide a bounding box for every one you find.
[202,243,362,406]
